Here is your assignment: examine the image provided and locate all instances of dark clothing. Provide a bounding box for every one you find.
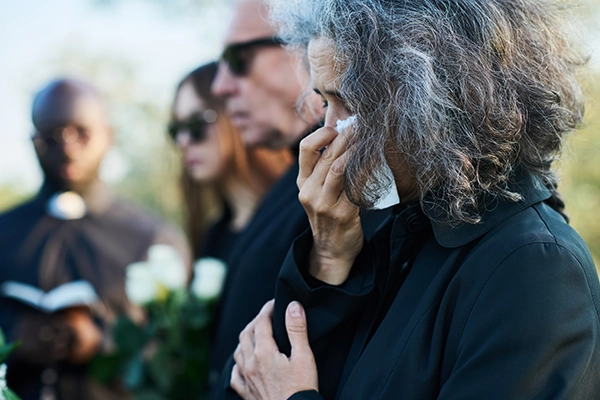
[200,205,243,265]
[209,161,390,393]
[273,168,600,400]
[208,162,309,384]
[0,182,189,400]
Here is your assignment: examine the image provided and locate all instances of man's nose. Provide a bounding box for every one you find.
[54,128,81,158]
[60,142,80,160]
[211,62,237,98]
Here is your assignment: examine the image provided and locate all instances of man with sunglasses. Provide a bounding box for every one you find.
[0,78,190,400]
[211,0,320,149]
[207,0,323,394]
[208,1,391,397]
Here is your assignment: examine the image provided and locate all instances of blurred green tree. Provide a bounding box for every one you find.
[561,71,600,267]
[0,186,31,213]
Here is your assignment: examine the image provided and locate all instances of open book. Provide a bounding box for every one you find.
[0,280,99,313]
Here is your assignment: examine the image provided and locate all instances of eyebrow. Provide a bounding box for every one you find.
[313,88,343,99]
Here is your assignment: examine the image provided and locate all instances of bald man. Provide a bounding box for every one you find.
[0,78,190,400]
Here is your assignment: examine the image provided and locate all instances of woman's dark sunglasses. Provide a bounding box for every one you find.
[221,37,285,76]
[168,110,218,143]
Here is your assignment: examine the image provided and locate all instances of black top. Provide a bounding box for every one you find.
[208,161,391,392]
[0,181,190,400]
[208,162,310,385]
[272,168,600,399]
[200,205,243,265]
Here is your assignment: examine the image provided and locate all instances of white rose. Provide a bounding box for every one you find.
[0,364,7,398]
[191,257,227,300]
[125,262,158,305]
[147,245,187,290]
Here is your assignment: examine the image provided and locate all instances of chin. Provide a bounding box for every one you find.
[239,128,271,148]
[189,170,218,183]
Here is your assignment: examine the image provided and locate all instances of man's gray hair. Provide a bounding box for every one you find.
[272,0,585,223]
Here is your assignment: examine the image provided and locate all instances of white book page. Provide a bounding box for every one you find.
[0,281,45,309]
[41,281,99,312]
[1,280,99,313]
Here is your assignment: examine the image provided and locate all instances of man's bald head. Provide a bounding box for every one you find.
[225,0,276,44]
[32,78,113,193]
[32,79,108,130]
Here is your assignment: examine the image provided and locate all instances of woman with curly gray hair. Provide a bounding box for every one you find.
[219,0,600,399]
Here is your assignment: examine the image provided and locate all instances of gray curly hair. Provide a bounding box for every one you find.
[272,0,585,223]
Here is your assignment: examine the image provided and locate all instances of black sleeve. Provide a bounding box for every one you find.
[209,355,242,400]
[0,298,19,342]
[439,242,600,399]
[288,390,324,400]
[273,229,378,399]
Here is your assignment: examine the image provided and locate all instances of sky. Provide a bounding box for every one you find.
[0,0,232,192]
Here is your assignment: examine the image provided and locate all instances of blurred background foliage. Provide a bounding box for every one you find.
[0,49,185,224]
[0,0,598,268]
[562,71,600,266]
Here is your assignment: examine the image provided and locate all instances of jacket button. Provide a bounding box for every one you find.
[406,214,428,233]
[40,385,57,400]
[41,368,58,385]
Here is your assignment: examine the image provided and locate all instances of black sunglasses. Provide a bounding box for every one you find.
[221,37,285,76]
[168,110,218,143]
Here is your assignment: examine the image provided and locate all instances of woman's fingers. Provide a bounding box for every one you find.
[285,302,311,358]
[298,127,340,188]
[300,146,355,218]
[233,343,245,373]
[236,300,276,372]
[231,300,319,399]
[308,129,349,187]
[238,323,255,367]
[298,130,351,209]
[254,301,275,343]
[230,363,247,398]
[319,149,352,206]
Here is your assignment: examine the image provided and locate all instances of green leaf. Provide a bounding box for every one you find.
[113,316,147,354]
[2,387,23,400]
[0,327,5,347]
[147,346,172,391]
[123,354,145,390]
[134,390,165,400]
[88,353,125,384]
[0,341,20,364]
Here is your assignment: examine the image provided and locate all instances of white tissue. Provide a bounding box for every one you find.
[332,114,399,210]
[335,115,357,133]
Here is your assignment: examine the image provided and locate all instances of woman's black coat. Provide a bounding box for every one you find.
[274,168,600,400]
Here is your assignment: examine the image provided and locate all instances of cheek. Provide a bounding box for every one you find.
[255,56,304,108]
[325,104,352,129]
[189,130,228,175]
[82,137,110,168]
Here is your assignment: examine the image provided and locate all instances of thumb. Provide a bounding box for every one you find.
[286,301,311,355]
